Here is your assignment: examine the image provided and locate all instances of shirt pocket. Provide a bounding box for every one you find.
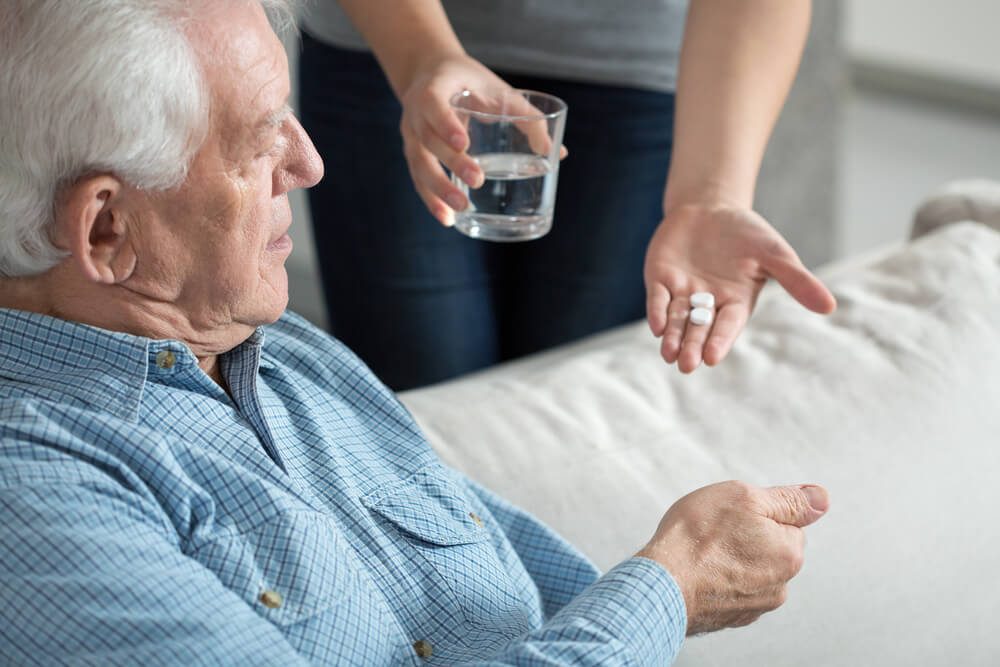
[190,509,367,628]
[361,466,531,637]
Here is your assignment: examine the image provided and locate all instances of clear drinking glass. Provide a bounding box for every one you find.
[449,89,568,241]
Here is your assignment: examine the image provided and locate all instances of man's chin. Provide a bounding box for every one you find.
[262,300,289,326]
[254,268,290,326]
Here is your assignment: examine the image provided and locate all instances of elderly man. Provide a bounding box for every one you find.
[0,1,829,665]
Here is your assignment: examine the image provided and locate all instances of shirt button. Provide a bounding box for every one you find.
[258,589,283,609]
[412,640,433,659]
[468,511,483,528]
[155,350,176,369]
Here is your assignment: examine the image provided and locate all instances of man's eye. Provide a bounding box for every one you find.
[255,133,286,160]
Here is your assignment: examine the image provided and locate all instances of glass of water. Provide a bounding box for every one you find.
[449,89,567,241]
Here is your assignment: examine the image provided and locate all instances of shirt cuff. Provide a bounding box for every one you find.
[546,556,687,665]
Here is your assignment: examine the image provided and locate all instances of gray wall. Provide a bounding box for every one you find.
[847,0,1000,89]
[755,0,844,269]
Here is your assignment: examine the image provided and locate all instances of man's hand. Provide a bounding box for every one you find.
[637,480,830,635]
[643,203,837,372]
[397,54,510,226]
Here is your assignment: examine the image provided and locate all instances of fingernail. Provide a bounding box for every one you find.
[800,485,829,513]
[461,168,481,188]
[449,133,466,151]
[440,207,455,227]
[446,193,466,211]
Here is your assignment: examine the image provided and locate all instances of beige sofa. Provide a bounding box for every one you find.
[400,181,1000,666]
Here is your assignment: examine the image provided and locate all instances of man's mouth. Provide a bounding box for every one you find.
[267,231,292,251]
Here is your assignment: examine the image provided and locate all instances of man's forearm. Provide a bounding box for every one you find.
[663,0,811,213]
[335,0,465,98]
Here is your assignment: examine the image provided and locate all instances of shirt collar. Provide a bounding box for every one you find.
[245,327,275,371]
[0,308,269,421]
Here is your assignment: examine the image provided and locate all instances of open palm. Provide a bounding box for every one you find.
[644,204,836,373]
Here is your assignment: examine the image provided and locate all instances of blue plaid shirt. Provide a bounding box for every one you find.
[0,308,685,666]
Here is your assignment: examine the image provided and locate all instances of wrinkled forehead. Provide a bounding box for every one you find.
[183,2,289,150]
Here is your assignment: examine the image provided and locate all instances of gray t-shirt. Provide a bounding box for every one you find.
[300,1,689,93]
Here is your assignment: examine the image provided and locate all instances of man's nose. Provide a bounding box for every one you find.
[277,115,324,194]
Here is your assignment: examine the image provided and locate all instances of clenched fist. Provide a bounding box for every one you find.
[637,480,829,635]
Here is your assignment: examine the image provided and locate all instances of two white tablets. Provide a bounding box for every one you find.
[689,292,714,326]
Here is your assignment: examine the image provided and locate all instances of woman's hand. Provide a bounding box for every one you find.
[397,54,510,226]
[643,203,837,372]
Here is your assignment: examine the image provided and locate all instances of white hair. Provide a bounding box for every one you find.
[0,0,294,278]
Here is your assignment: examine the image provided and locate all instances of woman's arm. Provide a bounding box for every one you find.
[334,1,464,98]
[664,0,811,211]
[645,0,836,373]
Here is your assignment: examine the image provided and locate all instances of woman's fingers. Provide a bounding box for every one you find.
[660,295,691,364]
[646,283,671,337]
[658,290,749,371]
[703,303,749,366]
[402,132,462,226]
[677,302,715,373]
[761,248,837,314]
[415,121,483,187]
[418,86,472,152]
[404,105,497,223]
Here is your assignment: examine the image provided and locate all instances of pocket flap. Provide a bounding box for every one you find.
[191,510,361,627]
[361,467,486,546]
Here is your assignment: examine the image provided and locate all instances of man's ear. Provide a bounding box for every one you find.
[53,174,136,284]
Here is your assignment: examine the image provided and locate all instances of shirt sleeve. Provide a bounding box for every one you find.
[465,479,688,666]
[0,480,311,667]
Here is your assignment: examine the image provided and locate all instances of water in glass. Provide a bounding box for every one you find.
[453,152,556,241]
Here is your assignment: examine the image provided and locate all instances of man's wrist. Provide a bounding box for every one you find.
[634,546,696,634]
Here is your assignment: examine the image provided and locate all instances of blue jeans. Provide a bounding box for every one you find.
[299,33,674,390]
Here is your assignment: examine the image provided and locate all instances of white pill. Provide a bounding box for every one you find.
[689,307,713,326]
[690,292,715,309]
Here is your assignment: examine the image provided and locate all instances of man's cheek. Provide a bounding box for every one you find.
[199,171,254,232]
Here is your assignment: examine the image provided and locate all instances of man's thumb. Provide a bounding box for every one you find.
[761,484,830,527]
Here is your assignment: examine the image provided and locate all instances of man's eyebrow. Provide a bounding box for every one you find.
[257,102,293,134]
